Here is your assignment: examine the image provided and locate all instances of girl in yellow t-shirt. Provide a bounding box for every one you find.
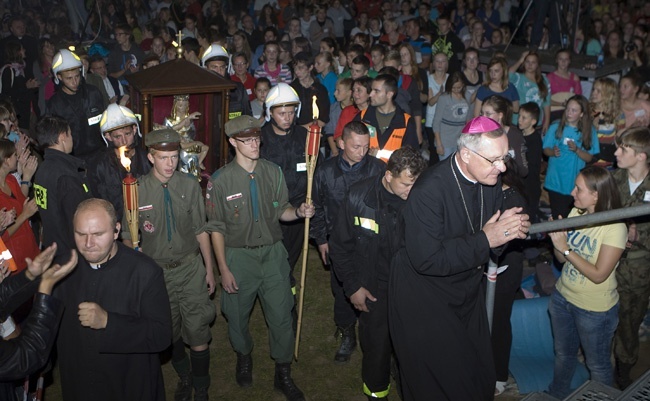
[547,165,627,399]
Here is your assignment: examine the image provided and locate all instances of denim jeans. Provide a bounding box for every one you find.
[547,290,619,399]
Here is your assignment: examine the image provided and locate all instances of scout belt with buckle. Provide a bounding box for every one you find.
[161,252,199,270]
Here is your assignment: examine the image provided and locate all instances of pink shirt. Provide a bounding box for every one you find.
[547,71,582,95]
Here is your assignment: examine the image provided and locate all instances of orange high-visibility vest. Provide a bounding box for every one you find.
[360,108,411,163]
[0,238,17,272]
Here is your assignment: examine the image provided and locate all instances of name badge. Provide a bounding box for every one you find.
[376,149,393,160]
[227,193,243,201]
[246,88,252,95]
[644,191,650,202]
[138,204,153,211]
[635,109,647,118]
[88,114,102,125]
[296,162,306,172]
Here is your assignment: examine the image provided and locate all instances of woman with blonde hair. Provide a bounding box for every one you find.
[590,77,625,167]
[543,95,599,219]
[315,51,339,104]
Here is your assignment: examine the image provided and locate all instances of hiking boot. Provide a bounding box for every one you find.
[334,324,357,363]
[174,373,192,401]
[235,352,253,387]
[274,363,305,401]
[194,387,208,401]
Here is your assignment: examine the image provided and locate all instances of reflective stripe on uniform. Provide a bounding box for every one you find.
[360,109,410,163]
[34,184,47,209]
[353,216,379,234]
[363,382,390,398]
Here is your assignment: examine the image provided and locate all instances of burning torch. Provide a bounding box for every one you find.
[120,146,139,249]
[295,96,322,360]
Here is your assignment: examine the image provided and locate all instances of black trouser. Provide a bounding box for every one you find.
[331,262,359,327]
[491,250,524,382]
[546,188,573,220]
[359,281,392,397]
[281,219,305,289]
[425,127,440,166]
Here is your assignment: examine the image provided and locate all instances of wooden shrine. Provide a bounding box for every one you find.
[126,58,235,172]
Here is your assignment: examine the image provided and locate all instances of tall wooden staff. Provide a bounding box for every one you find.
[120,146,140,249]
[295,96,321,360]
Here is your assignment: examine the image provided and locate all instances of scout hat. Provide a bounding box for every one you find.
[225,115,262,138]
[145,128,180,151]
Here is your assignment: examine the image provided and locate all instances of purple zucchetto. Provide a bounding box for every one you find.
[461,116,502,134]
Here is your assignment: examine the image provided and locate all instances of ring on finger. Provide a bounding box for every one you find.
[504,230,510,237]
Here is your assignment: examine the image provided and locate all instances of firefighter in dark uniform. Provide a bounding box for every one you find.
[310,121,386,363]
[329,147,427,400]
[206,115,313,401]
[88,103,150,222]
[259,83,309,296]
[121,129,216,401]
[201,44,252,120]
[46,49,106,161]
[33,115,92,263]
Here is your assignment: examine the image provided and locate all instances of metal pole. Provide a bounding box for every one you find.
[486,203,650,332]
[486,258,498,333]
[528,203,650,234]
[505,0,535,52]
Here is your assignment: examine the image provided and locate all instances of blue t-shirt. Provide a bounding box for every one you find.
[476,82,520,104]
[543,122,600,195]
[317,71,338,105]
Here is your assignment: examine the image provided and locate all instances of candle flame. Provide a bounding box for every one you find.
[119,146,131,172]
[312,95,319,120]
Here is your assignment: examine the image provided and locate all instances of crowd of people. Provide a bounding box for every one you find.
[0,0,650,400]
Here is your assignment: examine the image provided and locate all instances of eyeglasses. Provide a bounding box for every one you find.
[233,62,247,67]
[234,136,262,145]
[468,148,511,167]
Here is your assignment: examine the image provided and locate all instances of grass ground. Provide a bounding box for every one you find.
[40,243,650,401]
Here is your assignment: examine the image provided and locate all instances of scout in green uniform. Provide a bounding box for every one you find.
[122,128,216,401]
[612,127,650,389]
[206,115,314,401]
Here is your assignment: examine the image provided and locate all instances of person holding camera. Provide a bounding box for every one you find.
[624,36,648,69]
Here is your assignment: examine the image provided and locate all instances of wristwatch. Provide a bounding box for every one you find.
[563,248,572,257]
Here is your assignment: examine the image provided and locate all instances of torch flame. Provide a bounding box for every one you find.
[119,146,131,172]
[312,95,319,120]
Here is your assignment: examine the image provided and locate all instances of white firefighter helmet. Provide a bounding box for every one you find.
[52,49,83,84]
[264,83,301,122]
[99,104,141,146]
[100,104,139,135]
[201,44,232,74]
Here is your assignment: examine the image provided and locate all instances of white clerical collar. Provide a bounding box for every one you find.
[453,153,477,184]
